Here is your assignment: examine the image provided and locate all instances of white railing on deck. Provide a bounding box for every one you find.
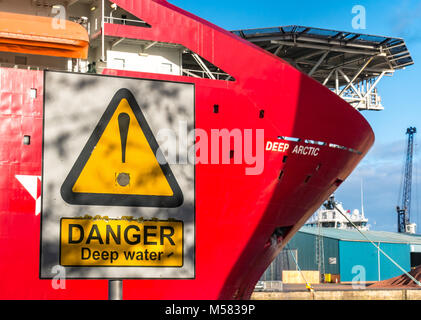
[104,16,149,27]
[182,69,233,81]
[0,63,51,71]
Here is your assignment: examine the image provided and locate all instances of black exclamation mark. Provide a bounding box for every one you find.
[117,113,130,187]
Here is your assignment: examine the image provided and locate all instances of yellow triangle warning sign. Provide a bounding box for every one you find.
[60,88,183,208]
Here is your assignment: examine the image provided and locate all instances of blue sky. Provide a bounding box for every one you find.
[170,0,421,232]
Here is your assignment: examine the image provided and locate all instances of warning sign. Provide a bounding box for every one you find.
[60,218,183,267]
[60,88,183,208]
[40,71,195,279]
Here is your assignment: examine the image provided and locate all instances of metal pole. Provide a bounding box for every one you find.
[101,0,105,62]
[377,242,381,282]
[191,53,216,80]
[308,51,329,77]
[108,280,123,300]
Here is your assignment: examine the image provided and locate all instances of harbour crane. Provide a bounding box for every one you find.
[397,127,417,234]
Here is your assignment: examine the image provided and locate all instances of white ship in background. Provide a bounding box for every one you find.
[306,194,370,231]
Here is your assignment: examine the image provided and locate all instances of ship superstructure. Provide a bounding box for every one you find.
[0,0,234,79]
[306,195,369,231]
[0,1,411,102]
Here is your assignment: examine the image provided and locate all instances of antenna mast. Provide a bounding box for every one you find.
[361,179,365,218]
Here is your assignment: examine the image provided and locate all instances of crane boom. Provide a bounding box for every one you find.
[397,127,417,233]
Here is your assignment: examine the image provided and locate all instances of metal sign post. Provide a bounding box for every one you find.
[108,280,123,300]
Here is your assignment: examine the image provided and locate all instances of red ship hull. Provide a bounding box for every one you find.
[0,0,374,299]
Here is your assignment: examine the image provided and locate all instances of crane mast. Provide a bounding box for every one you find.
[397,127,417,234]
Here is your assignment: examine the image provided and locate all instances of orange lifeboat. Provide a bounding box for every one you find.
[0,11,89,59]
